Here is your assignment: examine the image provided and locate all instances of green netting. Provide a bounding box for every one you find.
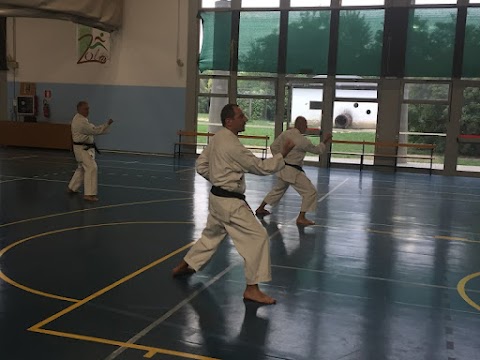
[286,11,330,75]
[199,12,232,73]
[238,12,280,73]
[336,10,384,77]
[463,8,480,78]
[405,8,457,78]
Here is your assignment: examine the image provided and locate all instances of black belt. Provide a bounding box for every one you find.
[211,186,245,201]
[285,163,304,172]
[73,142,101,154]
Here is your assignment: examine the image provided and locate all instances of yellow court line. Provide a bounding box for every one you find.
[0,197,192,229]
[29,241,193,330]
[0,272,79,303]
[0,221,194,302]
[30,328,219,360]
[367,229,480,244]
[457,272,480,312]
[435,235,470,242]
[175,167,196,174]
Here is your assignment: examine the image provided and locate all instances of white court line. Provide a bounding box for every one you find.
[0,155,38,161]
[103,179,346,359]
[104,263,237,360]
[272,264,480,295]
[0,175,194,194]
[0,155,193,170]
[222,278,480,316]
[0,178,25,185]
[317,178,349,204]
[175,167,196,174]
[0,197,192,229]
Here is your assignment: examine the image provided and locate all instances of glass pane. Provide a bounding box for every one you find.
[463,8,480,78]
[470,0,480,3]
[291,0,331,6]
[403,83,450,101]
[199,12,232,72]
[399,103,448,170]
[337,10,384,76]
[242,0,280,7]
[238,12,281,73]
[405,9,457,78]
[290,84,324,129]
[236,98,277,150]
[335,81,378,99]
[414,0,457,4]
[333,101,378,129]
[199,78,229,95]
[197,96,228,136]
[341,0,384,5]
[286,11,330,75]
[237,80,275,96]
[457,87,480,171]
[202,0,231,9]
[331,100,377,166]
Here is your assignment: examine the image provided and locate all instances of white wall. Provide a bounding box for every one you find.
[4,0,192,154]
[7,0,189,87]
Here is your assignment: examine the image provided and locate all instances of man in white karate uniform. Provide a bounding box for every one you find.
[67,101,113,202]
[173,104,294,305]
[255,116,332,226]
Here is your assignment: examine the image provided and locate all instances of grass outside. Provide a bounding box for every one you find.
[196,117,480,166]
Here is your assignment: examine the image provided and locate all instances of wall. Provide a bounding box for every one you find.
[6,0,189,154]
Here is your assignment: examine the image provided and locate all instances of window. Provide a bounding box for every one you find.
[341,0,384,6]
[238,12,281,74]
[199,12,232,72]
[405,8,457,78]
[286,11,331,75]
[291,0,331,6]
[201,0,231,8]
[414,0,457,4]
[337,10,384,76]
[463,8,480,78]
[242,0,280,8]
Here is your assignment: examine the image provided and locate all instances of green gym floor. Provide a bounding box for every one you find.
[0,147,479,360]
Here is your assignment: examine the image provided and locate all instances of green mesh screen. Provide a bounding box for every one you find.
[286,11,331,75]
[199,12,232,73]
[463,8,480,78]
[405,8,457,78]
[337,10,384,77]
[238,12,281,73]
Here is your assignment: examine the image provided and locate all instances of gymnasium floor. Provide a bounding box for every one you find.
[0,147,479,360]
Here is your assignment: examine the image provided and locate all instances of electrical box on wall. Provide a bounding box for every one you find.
[17,96,35,116]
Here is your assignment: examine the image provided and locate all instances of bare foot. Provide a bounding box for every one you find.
[296,218,315,226]
[243,285,276,305]
[83,195,99,202]
[255,208,271,217]
[172,260,195,277]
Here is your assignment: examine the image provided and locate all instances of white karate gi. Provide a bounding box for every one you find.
[184,127,286,284]
[68,113,111,196]
[263,128,326,213]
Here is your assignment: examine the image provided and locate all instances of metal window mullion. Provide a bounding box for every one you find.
[230,9,240,103]
[327,6,340,76]
[452,4,468,79]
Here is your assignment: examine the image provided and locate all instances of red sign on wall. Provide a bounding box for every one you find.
[44,90,52,99]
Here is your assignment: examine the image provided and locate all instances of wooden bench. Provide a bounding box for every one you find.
[173,130,214,158]
[174,130,270,159]
[329,140,436,175]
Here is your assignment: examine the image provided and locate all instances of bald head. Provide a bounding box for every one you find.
[294,116,307,133]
